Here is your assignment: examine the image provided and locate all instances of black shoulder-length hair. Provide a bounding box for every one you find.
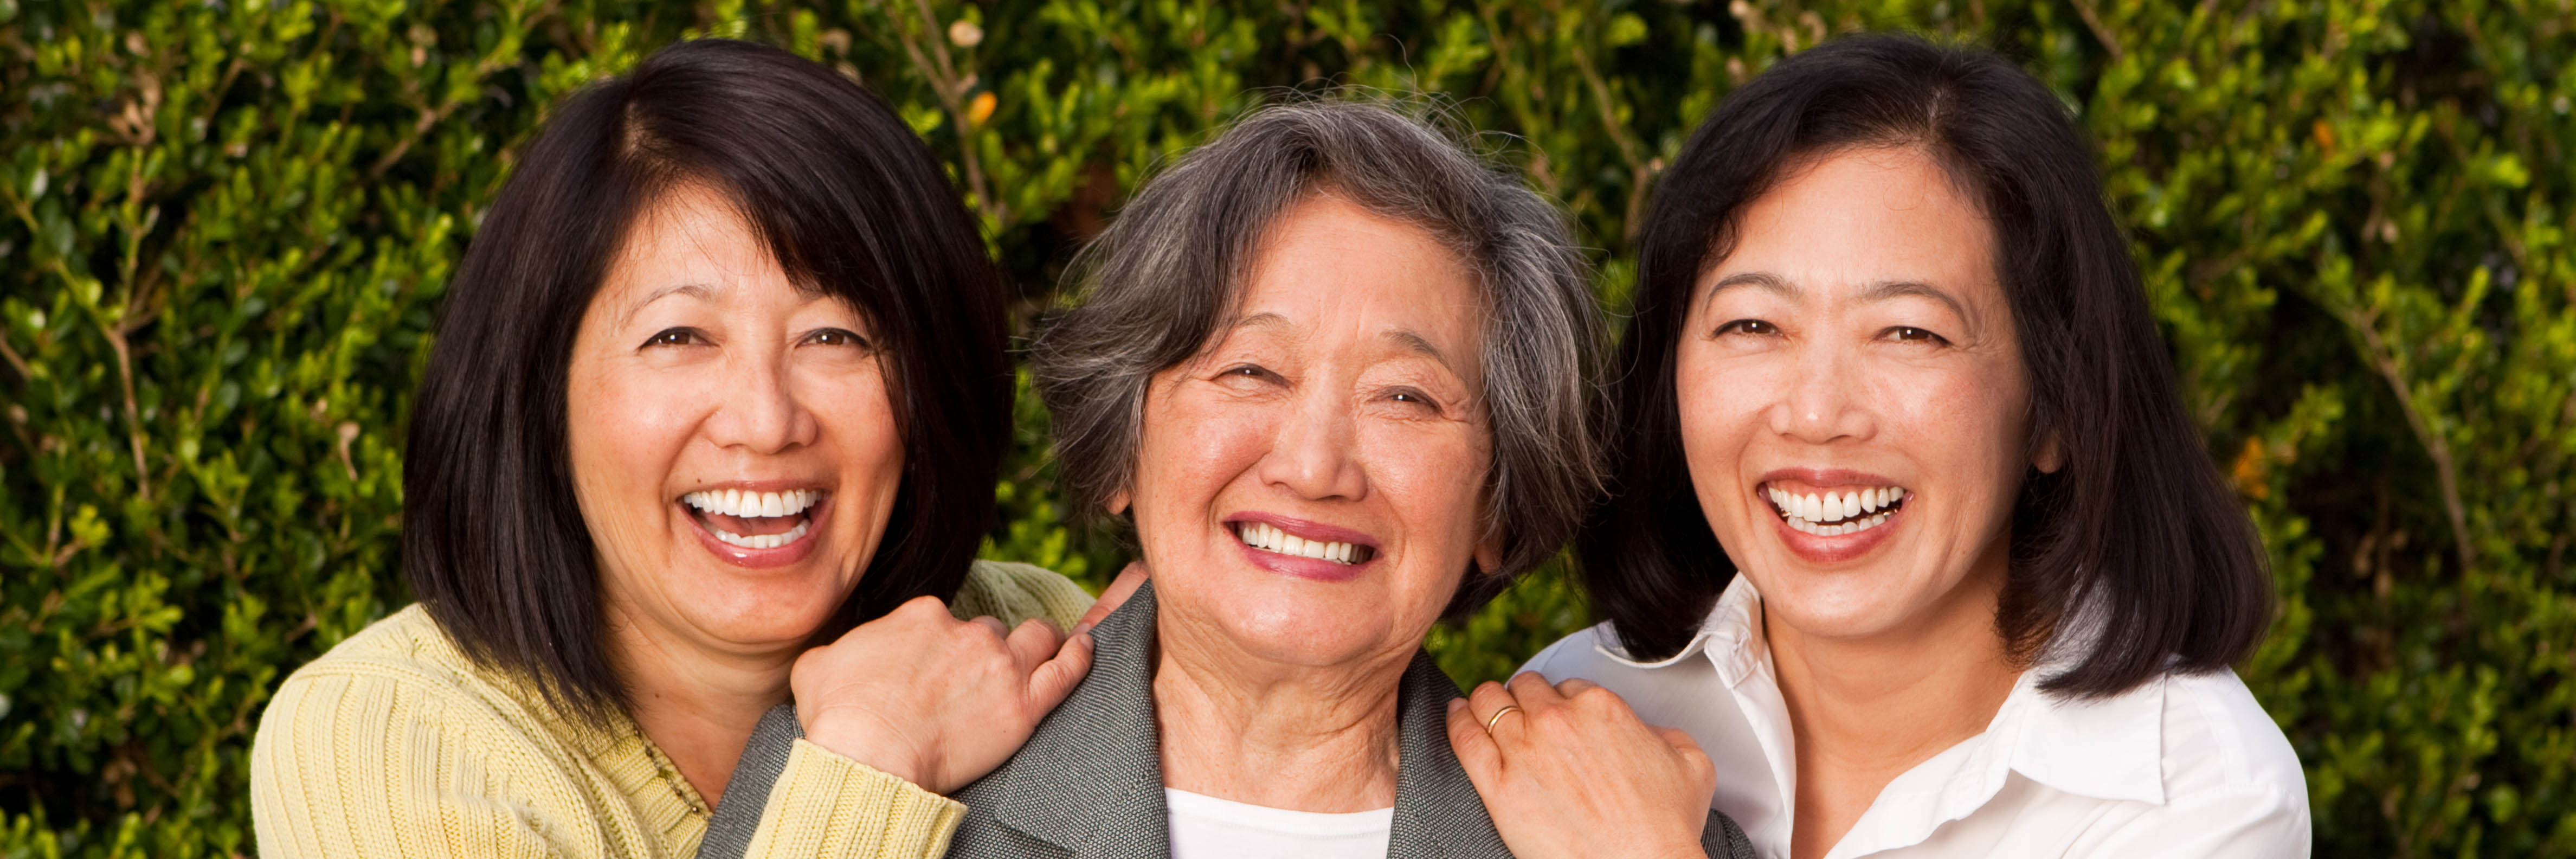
[1582,33,2272,698]
[404,39,1010,723]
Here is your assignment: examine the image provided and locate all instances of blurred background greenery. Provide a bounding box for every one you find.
[2,0,2571,854]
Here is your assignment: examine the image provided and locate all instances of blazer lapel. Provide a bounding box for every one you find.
[1387,650,1512,859]
[953,581,1170,858]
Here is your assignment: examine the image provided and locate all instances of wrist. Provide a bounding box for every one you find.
[800,709,935,789]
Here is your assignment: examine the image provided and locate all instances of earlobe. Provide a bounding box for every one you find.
[2033,433,2065,475]
[1473,536,1504,578]
[1107,489,1130,516]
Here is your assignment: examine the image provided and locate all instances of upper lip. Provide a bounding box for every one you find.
[678,479,831,498]
[1755,467,1902,490]
[1222,512,1382,550]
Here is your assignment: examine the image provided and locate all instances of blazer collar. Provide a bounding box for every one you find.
[975,580,1171,857]
[971,580,1509,858]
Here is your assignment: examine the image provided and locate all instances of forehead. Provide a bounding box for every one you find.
[1226,193,1482,351]
[1714,147,1998,299]
[608,184,771,280]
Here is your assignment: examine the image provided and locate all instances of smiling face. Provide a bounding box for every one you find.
[565,182,906,663]
[1677,146,2058,645]
[1130,191,1496,671]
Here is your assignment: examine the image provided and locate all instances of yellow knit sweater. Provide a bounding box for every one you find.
[251,560,1096,859]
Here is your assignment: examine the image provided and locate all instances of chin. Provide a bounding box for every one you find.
[677,568,847,645]
[1208,600,1410,668]
[1748,568,1916,636]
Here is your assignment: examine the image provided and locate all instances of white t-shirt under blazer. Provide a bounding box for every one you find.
[1524,575,2311,859]
[1164,787,1394,859]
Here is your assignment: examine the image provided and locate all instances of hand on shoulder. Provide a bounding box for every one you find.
[790,595,1094,793]
[1446,671,1717,859]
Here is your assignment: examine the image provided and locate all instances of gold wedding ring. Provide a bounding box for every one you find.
[1483,704,1523,733]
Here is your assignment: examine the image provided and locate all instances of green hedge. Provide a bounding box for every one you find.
[3,0,2571,854]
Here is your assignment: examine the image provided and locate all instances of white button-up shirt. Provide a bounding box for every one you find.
[1523,576,2310,858]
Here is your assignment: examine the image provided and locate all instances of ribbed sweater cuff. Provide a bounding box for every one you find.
[744,740,966,858]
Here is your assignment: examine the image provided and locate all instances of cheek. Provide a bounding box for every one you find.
[566,359,704,520]
[1356,421,1488,549]
[812,370,904,495]
[1132,389,1273,521]
[1870,358,2031,488]
[1672,343,1775,491]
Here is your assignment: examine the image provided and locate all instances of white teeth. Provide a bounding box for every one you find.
[1763,484,1907,535]
[1235,522,1363,565]
[712,518,812,550]
[683,488,822,518]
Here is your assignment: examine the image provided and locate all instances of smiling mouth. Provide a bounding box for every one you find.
[1762,483,1908,536]
[682,489,824,550]
[1232,521,1377,565]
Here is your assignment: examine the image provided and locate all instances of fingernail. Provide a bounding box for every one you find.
[1447,698,1466,714]
[1072,621,1094,637]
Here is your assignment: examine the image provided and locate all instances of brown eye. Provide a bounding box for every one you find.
[641,328,704,348]
[806,328,871,348]
[1716,319,1778,337]
[1888,326,1950,345]
[1388,388,1442,413]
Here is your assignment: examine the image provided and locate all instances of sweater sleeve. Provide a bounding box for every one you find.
[736,740,965,858]
[949,560,1096,632]
[252,671,616,859]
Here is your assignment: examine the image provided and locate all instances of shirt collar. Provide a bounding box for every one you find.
[1593,574,2168,808]
[1590,575,1768,683]
[2000,654,2168,806]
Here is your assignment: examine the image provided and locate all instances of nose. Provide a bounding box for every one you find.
[1257,385,1369,502]
[700,346,818,454]
[1767,340,1875,445]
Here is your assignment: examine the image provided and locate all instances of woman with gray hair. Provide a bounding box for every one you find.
[935,100,1754,858]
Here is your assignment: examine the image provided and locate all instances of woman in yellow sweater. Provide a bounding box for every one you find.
[251,39,1107,858]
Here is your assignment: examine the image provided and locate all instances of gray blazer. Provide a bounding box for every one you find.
[701,580,1753,859]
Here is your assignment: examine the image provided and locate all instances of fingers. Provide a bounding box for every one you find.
[1077,561,1151,633]
[891,594,951,620]
[1660,726,1718,782]
[1504,671,1566,716]
[1023,627,1094,710]
[1466,679,1525,738]
[969,614,1012,639]
[1002,617,1065,672]
[1445,698,1503,783]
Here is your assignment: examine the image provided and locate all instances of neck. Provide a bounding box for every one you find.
[1766,556,2021,859]
[1151,618,1410,813]
[607,602,797,808]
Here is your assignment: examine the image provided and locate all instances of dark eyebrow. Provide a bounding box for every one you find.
[1857,279,1969,321]
[618,282,717,329]
[1706,271,1795,299]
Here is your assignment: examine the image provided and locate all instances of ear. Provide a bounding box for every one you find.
[1473,534,1505,579]
[1107,489,1131,516]
[2032,432,2065,475]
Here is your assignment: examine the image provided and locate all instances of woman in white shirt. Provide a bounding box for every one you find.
[1445,34,2310,859]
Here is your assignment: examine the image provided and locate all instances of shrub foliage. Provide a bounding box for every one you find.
[3,0,2572,854]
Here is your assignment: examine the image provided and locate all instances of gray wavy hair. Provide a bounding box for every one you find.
[1030,98,1606,616]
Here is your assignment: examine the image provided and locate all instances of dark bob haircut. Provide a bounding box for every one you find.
[1582,34,2272,698]
[404,39,1010,723]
